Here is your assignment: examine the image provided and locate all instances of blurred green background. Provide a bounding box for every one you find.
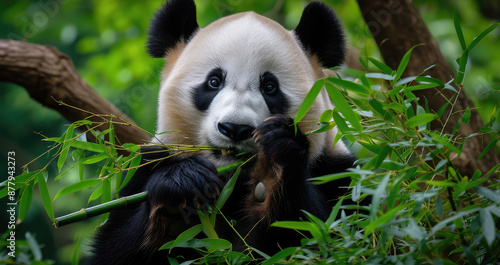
[1,0,499,264]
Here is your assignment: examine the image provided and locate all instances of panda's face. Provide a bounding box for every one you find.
[157,13,323,164]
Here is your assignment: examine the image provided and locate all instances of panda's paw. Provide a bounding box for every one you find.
[253,114,309,165]
[145,156,222,211]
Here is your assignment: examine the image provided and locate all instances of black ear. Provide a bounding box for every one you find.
[147,0,199,58]
[294,1,345,68]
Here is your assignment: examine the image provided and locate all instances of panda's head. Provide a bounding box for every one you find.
[148,0,345,166]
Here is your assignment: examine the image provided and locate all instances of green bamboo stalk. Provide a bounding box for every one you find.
[54,192,147,227]
[54,159,244,227]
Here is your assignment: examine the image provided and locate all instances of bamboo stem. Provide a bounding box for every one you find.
[53,159,245,227]
[54,192,147,228]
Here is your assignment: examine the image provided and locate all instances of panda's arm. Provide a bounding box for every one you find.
[90,146,221,265]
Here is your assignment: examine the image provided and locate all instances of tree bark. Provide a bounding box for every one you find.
[0,40,150,145]
[356,0,500,177]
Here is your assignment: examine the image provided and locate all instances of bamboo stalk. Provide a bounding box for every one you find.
[54,192,147,228]
[53,159,245,227]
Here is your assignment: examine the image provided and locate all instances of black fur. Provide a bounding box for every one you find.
[260,72,289,114]
[147,0,199,58]
[193,67,225,112]
[294,1,345,68]
[90,148,224,265]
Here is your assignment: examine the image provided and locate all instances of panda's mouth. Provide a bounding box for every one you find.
[220,148,236,156]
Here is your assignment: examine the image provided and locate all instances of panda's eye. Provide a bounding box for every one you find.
[208,76,222,89]
[263,81,277,95]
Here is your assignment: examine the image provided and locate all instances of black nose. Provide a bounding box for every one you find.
[218,122,254,141]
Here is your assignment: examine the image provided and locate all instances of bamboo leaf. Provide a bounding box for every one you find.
[58,124,76,172]
[26,231,42,261]
[325,82,362,131]
[54,179,102,200]
[328,77,371,97]
[82,153,109,165]
[37,174,54,221]
[18,184,33,221]
[216,167,241,210]
[119,155,142,191]
[370,173,390,221]
[261,247,296,265]
[70,140,104,153]
[405,113,438,128]
[160,224,203,251]
[326,197,344,227]
[101,178,111,222]
[480,208,495,246]
[368,57,393,75]
[394,44,422,83]
[88,184,102,204]
[477,139,498,161]
[294,79,325,132]
[271,221,315,231]
[453,7,467,51]
[461,107,471,124]
[161,238,231,250]
[365,201,415,237]
[468,22,500,52]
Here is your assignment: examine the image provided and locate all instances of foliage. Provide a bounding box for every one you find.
[1,1,500,264]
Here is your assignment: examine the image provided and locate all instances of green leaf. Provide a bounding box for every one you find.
[123,143,140,152]
[119,155,142,191]
[325,82,362,131]
[364,145,392,170]
[161,238,231,250]
[461,107,471,124]
[37,174,54,222]
[294,79,325,132]
[453,7,467,51]
[474,186,500,203]
[405,113,438,128]
[58,124,76,172]
[468,22,500,52]
[26,232,43,261]
[271,221,315,231]
[160,224,203,251]
[436,195,443,218]
[394,44,422,83]
[326,197,344,227]
[82,153,109,165]
[216,167,241,210]
[416,76,445,87]
[88,184,102,204]
[368,57,393,75]
[72,236,81,265]
[328,77,371,97]
[70,140,104,153]
[18,184,33,221]
[477,139,498,161]
[54,179,102,200]
[101,178,111,222]
[480,208,495,246]
[309,172,353,185]
[370,173,390,221]
[262,247,296,265]
[365,201,415,237]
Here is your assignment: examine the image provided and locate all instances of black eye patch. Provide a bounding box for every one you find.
[193,68,225,112]
[260,72,289,114]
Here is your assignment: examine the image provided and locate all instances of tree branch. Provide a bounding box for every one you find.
[0,40,150,145]
[356,0,500,177]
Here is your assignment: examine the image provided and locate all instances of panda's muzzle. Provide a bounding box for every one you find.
[217,122,254,141]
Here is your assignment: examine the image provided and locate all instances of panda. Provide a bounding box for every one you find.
[91,0,354,264]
